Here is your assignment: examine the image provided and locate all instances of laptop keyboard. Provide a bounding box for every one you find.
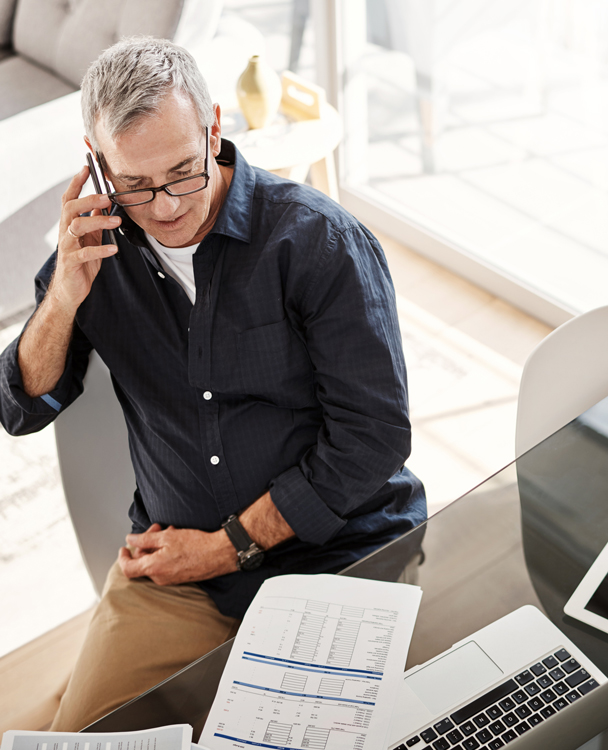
[394,647,600,750]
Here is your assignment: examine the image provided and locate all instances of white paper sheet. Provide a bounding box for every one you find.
[199,574,421,750]
[1,724,193,750]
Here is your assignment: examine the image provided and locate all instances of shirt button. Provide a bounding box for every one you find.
[210,455,220,465]
[203,391,212,400]
[158,271,165,279]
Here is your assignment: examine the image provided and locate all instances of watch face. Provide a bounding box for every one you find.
[239,547,264,571]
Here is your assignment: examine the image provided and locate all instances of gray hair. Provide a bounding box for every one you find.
[81,36,214,151]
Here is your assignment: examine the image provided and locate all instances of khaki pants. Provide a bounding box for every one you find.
[50,561,240,731]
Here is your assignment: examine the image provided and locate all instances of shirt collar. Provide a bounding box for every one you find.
[211,139,255,243]
[114,139,255,248]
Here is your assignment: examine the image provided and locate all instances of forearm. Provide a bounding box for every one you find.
[208,492,295,574]
[239,490,295,549]
[18,286,77,398]
[17,167,120,399]
[199,492,295,575]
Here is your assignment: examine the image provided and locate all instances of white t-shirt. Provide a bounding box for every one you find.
[145,232,198,304]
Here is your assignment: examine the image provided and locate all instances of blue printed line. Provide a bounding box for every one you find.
[242,656,381,680]
[41,393,61,411]
[234,681,375,705]
[243,652,382,676]
[214,734,304,750]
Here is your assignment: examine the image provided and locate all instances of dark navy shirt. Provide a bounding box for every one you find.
[0,141,426,618]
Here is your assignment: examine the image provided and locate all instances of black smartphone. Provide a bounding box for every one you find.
[86,152,119,252]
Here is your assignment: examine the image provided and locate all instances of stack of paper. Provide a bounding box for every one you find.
[1,726,200,750]
[200,573,421,750]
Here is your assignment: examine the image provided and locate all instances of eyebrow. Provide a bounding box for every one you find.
[113,152,202,182]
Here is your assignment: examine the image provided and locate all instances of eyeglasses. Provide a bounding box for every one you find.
[98,127,210,207]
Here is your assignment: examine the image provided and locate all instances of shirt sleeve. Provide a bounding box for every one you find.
[0,252,93,436]
[269,223,412,545]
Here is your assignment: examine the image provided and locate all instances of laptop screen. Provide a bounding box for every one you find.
[585,573,608,619]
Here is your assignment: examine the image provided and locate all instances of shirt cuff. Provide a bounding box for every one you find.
[2,335,73,415]
[269,466,347,545]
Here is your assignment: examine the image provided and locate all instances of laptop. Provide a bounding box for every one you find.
[507,677,608,749]
[386,605,606,750]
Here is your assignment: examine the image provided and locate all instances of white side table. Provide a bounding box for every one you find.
[224,72,342,202]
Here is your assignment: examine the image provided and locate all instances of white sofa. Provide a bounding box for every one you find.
[0,0,226,120]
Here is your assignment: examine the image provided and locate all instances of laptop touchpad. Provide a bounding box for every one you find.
[405,641,503,716]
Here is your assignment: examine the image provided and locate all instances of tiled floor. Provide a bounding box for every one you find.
[0,232,552,658]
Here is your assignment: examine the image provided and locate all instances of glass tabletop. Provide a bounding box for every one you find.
[86,397,608,742]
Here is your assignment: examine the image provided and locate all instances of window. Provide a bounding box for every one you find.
[319,0,608,324]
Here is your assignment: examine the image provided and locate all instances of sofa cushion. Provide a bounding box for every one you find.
[13,0,185,88]
[13,0,73,74]
[0,0,16,47]
[0,55,76,119]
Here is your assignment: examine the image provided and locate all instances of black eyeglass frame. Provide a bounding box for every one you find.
[96,126,210,207]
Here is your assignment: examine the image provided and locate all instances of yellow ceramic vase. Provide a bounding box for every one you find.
[236,55,282,129]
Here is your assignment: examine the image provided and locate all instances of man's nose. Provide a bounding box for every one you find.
[149,190,181,219]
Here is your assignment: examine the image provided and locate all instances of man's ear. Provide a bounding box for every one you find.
[210,103,222,158]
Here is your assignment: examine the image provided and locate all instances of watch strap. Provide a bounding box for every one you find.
[222,514,255,552]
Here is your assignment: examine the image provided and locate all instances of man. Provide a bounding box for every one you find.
[0,37,425,730]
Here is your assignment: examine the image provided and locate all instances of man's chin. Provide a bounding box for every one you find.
[146,220,199,248]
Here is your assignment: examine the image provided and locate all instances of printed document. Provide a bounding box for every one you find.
[199,574,422,750]
[0,726,193,750]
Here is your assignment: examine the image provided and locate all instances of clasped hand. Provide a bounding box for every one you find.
[119,523,238,585]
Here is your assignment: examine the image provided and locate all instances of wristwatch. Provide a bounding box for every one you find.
[222,514,265,571]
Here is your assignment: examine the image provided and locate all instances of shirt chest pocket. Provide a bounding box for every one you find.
[237,319,316,408]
